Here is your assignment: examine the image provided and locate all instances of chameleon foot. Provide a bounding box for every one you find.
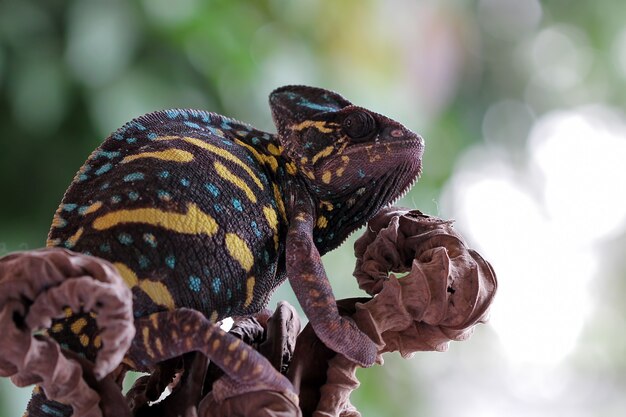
[0,248,135,417]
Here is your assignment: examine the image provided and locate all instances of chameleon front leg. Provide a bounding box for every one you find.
[286,209,377,367]
[126,308,296,403]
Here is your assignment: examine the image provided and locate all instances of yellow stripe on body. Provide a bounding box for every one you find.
[263,206,280,250]
[70,318,88,334]
[224,233,256,308]
[157,135,264,190]
[80,201,103,215]
[234,139,279,173]
[214,161,257,203]
[291,120,335,133]
[267,143,283,156]
[65,227,84,248]
[224,233,254,271]
[79,334,90,347]
[92,203,218,237]
[114,263,176,310]
[312,146,334,164]
[122,149,195,163]
[245,277,256,308]
[316,216,328,228]
[142,327,155,358]
[272,183,287,223]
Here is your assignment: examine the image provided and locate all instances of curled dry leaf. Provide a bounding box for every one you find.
[353,206,498,355]
[0,248,135,417]
[307,207,498,416]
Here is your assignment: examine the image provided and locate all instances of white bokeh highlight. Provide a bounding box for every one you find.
[443,106,626,369]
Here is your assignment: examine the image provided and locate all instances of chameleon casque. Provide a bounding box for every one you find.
[21,85,424,416]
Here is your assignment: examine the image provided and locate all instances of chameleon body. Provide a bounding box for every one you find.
[31,85,423,416]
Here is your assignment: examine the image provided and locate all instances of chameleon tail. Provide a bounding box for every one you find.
[0,248,135,417]
[127,308,298,405]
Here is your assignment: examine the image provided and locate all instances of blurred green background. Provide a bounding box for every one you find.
[2,0,626,416]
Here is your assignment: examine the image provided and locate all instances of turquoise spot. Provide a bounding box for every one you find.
[208,126,222,136]
[211,277,221,294]
[62,203,77,212]
[147,132,158,140]
[188,276,201,292]
[165,255,176,269]
[55,217,67,228]
[317,237,323,243]
[221,139,233,146]
[96,163,112,175]
[328,233,334,240]
[213,204,223,213]
[78,174,89,182]
[118,233,133,245]
[113,133,123,140]
[138,255,150,269]
[41,404,65,417]
[100,182,110,190]
[160,170,170,179]
[263,250,270,264]
[124,172,144,182]
[99,243,111,253]
[158,190,171,200]
[232,199,243,211]
[358,169,366,178]
[251,137,260,145]
[221,121,231,130]
[128,191,139,201]
[143,233,157,247]
[302,101,335,111]
[166,109,179,119]
[97,150,120,159]
[184,121,201,129]
[111,195,122,203]
[126,137,137,144]
[77,206,89,215]
[251,221,261,237]
[180,178,190,187]
[226,288,232,300]
[205,183,220,197]
[131,121,146,131]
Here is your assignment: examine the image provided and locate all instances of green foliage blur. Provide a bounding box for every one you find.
[1,0,626,416]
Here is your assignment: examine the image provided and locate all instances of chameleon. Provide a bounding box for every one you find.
[24,85,424,416]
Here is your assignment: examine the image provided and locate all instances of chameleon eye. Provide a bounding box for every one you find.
[342,111,376,141]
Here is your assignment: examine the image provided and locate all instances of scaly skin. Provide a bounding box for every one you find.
[27,85,424,416]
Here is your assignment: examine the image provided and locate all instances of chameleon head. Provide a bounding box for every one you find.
[270,85,424,252]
